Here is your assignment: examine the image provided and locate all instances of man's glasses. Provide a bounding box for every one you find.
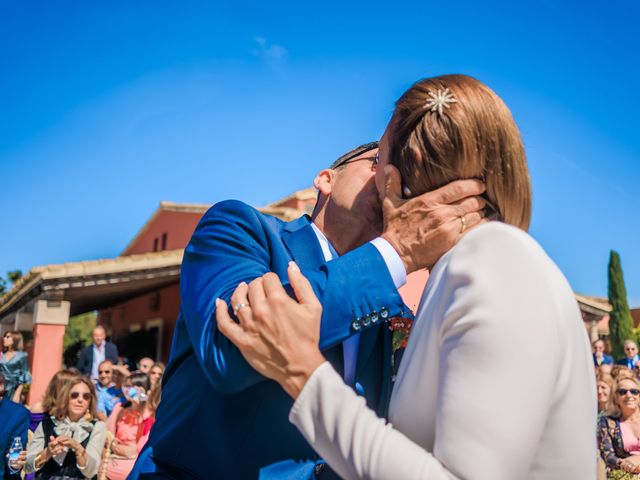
[617,388,640,396]
[334,153,379,171]
[70,392,92,401]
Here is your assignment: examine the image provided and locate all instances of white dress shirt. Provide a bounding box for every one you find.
[291,222,597,479]
[91,343,105,381]
[309,223,406,386]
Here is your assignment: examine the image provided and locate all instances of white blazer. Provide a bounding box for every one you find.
[290,222,597,480]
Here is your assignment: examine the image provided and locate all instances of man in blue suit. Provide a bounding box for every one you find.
[131,143,485,479]
[0,372,28,480]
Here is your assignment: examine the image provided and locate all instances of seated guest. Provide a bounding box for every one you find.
[147,362,165,391]
[611,365,634,381]
[94,360,125,421]
[593,339,614,366]
[0,372,28,480]
[598,376,640,475]
[25,375,106,479]
[617,340,640,369]
[104,372,151,480]
[596,372,614,415]
[137,358,154,375]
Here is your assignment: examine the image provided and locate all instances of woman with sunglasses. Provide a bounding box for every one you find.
[0,330,32,403]
[25,375,106,479]
[599,377,640,475]
[217,74,596,479]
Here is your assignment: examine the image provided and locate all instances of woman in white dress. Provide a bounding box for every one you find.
[217,74,597,479]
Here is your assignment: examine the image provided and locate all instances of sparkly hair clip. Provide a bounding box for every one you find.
[425,87,457,115]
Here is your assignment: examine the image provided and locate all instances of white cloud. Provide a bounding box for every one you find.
[252,37,288,64]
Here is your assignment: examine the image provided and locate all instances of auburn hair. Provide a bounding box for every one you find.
[50,375,98,421]
[388,74,531,231]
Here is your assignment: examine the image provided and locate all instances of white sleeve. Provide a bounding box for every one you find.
[76,421,106,478]
[290,226,568,480]
[369,237,407,288]
[25,423,46,473]
[290,362,457,480]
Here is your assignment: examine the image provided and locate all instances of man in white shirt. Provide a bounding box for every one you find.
[76,326,119,380]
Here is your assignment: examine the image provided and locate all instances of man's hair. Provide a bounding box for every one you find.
[330,142,379,169]
[387,74,531,231]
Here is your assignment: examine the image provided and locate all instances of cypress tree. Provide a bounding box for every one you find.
[608,250,634,360]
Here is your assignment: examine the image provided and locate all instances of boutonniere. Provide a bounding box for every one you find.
[390,316,414,353]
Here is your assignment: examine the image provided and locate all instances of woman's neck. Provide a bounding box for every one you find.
[621,408,640,422]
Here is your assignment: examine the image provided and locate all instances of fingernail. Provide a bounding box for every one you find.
[215,298,221,307]
[238,281,247,287]
[288,261,300,272]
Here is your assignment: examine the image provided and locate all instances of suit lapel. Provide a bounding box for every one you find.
[281,215,326,271]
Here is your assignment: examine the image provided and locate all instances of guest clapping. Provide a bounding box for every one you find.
[598,376,640,475]
[25,376,106,479]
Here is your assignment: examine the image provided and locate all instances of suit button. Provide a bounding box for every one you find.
[370,311,379,323]
[352,319,362,331]
[380,307,389,320]
[362,314,372,328]
[314,463,326,476]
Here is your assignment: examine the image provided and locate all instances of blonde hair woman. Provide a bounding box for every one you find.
[25,375,106,479]
[217,74,596,479]
[599,376,640,475]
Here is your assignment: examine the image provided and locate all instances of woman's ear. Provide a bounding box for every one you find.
[313,169,335,197]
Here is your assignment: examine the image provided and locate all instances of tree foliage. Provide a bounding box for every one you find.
[608,250,634,360]
[62,311,97,367]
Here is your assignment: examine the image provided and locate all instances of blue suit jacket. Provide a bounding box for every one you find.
[0,398,28,480]
[131,201,410,479]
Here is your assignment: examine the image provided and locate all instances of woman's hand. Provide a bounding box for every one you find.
[217,262,326,399]
[54,434,81,452]
[619,455,640,473]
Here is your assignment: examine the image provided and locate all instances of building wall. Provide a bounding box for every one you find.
[99,283,180,364]
[123,210,204,256]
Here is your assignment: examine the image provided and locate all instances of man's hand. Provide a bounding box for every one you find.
[381,165,487,273]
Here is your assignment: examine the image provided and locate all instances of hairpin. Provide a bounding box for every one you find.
[425,87,457,115]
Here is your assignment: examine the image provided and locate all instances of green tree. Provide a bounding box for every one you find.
[62,311,97,367]
[608,250,634,360]
[7,270,22,283]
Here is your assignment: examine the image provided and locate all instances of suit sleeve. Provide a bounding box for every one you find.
[4,407,28,479]
[179,200,406,394]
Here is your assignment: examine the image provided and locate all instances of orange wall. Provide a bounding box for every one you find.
[29,324,65,404]
[123,210,204,255]
[100,283,180,363]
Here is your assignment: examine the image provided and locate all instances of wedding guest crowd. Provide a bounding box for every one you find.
[0,323,163,480]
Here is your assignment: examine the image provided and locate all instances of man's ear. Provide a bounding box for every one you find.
[313,169,335,197]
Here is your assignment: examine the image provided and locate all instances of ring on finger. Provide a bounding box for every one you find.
[233,303,249,313]
[459,215,468,233]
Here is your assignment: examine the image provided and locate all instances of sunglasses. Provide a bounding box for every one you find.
[334,154,379,170]
[617,388,640,396]
[98,370,112,374]
[70,392,92,401]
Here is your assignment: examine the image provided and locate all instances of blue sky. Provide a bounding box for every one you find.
[1,1,638,304]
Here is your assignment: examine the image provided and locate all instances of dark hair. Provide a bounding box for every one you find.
[126,371,150,391]
[330,142,379,169]
[388,74,531,231]
[3,331,25,351]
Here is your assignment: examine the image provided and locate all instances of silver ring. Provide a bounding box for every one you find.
[459,215,468,233]
[233,303,249,313]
